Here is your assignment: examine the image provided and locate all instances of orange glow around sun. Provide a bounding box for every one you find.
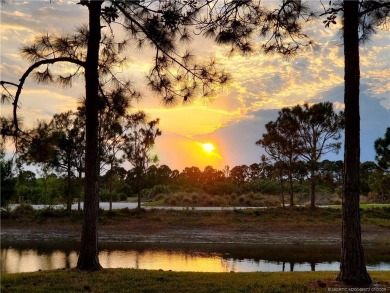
[192,141,223,167]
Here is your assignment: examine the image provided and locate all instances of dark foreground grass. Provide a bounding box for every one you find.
[2,269,390,293]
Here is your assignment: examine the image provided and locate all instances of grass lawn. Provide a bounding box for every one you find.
[2,269,390,293]
[326,203,390,210]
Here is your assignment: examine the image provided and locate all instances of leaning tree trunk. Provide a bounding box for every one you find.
[336,0,371,284]
[77,1,103,271]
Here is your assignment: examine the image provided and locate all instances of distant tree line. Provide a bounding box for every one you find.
[2,103,388,208]
[2,150,388,207]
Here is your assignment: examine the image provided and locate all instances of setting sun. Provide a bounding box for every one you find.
[201,143,215,153]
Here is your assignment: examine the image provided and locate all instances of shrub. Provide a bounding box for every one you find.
[9,204,35,220]
[167,198,177,206]
[241,179,281,195]
[142,185,173,199]
[99,189,120,202]
[203,181,239,195]
[0,205,12,219]
[119,193,128,201]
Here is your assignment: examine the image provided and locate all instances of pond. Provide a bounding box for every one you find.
[1,241,389,274]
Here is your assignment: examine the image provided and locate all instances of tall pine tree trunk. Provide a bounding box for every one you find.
[77,1,102,271]
[336,0,371,284]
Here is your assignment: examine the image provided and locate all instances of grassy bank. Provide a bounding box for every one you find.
[326,203,390,210]
[2,269,390,293]
[2,206,389,245]
[3,205,390,227]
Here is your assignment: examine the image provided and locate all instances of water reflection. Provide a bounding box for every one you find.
[1,241,389,273]
[1,248,78,273]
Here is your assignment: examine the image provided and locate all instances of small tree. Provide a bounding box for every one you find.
[202,165,225,186]
[102,166,127,210]
[122,111,161,210]
[229,165,249,186]
[360,161,378,195]
[371,128,390,203]
[50,111,84,212]
[288,102,344,209]
[318,160,343,192]
[256,110,302,207]
[180,166,203,187]
[368,170,390,203]
[18,111,84,212]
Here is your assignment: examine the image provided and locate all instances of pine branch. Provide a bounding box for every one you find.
[1,57,85,137]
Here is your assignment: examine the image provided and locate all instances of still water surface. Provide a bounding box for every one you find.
[2,241,389,273]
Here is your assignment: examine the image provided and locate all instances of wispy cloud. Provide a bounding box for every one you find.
[1,2,389,169]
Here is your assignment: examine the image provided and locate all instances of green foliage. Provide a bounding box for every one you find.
[368,170,390,203]
[360,161,379,195]
[292,182,310,194]
[33,207,74,222]
[142,184,173,199]
[241,179,281,195]
[99,188,120,202]
[16,185,42,204]
[203,181,239,195]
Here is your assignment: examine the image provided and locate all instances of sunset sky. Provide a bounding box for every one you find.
[1,1,389,172]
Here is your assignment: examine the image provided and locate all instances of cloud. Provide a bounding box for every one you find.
[319,85,390,162]
[2,1,389,171]
[188,85,390,169]
[145,105,242,137]
[1,87,80,128]
[192,109,279,168]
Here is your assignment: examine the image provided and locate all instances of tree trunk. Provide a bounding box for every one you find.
[288,168,294,207]
[279,169,285,208]
[336,0,371,285]
[78,170,82,211]
[137,177,141,210]
[137,192,141,210]
[77,1,102,271]
[310,168,316,210]
[109,182,113,212]
[66,161,72,213]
